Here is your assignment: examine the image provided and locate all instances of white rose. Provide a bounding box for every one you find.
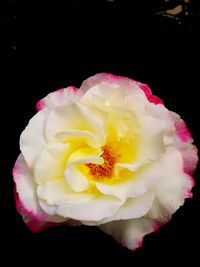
[13,73,198,250]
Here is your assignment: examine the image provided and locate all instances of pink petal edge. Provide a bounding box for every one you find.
[170,111,198,176]
[36,73,163,111]
[94,73,164,105]
[183,175,195,198]
[14,187,52,232]
[35,86,78,111]
[35,99,45,111]
[174,118,193,143]
[131,220,165,251]
[13,160,55,232]
[132,239,144,252]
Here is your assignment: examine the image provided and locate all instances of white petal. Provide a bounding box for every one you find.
[81,83,127,108]
[66,147,103,165]
[13,154,65,223]
[146,104,175,146]
[139,114,168,137]
[13,154,40,215]
[125,94,148,114]
[56,195,122,221]
[110,190,155,221]
[45,102,106,144]
[172,131,198,175]
[83,190,155,225]
[99,217,158,250]
[137,115,169,163]
[20,108,49,168]
[78,73,145,100]
[37,179,94,206]
[39,199,57,216]
[55,129,100,147]
[115,159,151,174]
[146,102,172,126]
[34,143,70,184]
[148,147,194,220]
[36,87,79,110]
[163,135,174,146]
[96,162,164,201]
[65,165,89,192]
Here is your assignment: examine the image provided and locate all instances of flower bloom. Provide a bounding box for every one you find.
[13,73,198,250]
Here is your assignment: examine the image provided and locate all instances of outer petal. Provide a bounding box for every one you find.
[20,108,49,169]
[82,190,155,226]
[13,154,66,231]
[173,114,193,143]
[36,86,78,111]
[99,217,161,250]
[171,112,198,175]
[176,142,198,176]
[109,190,155,221]
[125,94,148,114]
[37,179,94,206]
[56,196,123,221]
[148,147,194,220]
[14,188,56,232]
[13,154,44,217]
[146,103,173,127]
[78,73,163,105]
[78,73,146,100]
[131,79,164,105]
[139,114,168,137]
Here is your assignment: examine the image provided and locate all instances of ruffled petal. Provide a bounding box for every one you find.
[13,154,41,216]
[82,190,155,226]
[99,217,160,250]
[45,102,106,144]
[148,147,194,220]
[139,114,168,137]
[36,86,78,111]
[78,73,145,100]
[67,147,103,165]
[56,195,122,221]
[125,94,148,114]
[14,188,56,232]
[13,154,66,231]
[178,143,198,176]
[20,108,49,168]
[96,161,164,201]
[55,129,100,148]
[65,165,90,192]
[34,143,70,184]
[171,112,198,175]
[131,80,164,105]
[79,73,163,106]
[37,179,94,206]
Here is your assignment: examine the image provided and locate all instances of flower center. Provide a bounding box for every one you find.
[86,145,117,180]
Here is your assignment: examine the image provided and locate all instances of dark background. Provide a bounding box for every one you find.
[1,0,200,264]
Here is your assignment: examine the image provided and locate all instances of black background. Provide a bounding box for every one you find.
[2,0,200,264]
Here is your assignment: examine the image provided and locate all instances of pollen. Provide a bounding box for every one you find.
[86,145,117,180]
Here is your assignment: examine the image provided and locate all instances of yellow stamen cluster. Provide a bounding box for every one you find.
[86,145,117,180]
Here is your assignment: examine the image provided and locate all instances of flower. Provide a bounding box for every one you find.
[13,73,198,250]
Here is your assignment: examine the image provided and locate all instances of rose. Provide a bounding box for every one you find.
[13,73,198,250]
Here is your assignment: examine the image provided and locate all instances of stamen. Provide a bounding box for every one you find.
[86,145,117,180]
